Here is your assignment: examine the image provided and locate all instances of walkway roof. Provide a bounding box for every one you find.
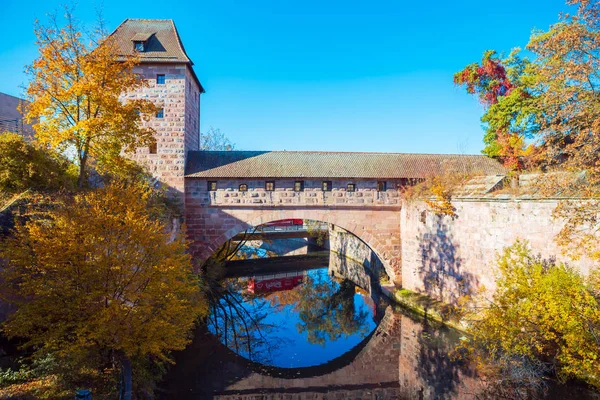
[185,151,505,179]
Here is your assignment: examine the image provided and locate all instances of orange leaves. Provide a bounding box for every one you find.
[422,176,458,217]
[24,12,158,186]
[0,181,204,368]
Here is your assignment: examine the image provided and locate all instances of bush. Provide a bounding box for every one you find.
[462,240,600,390]
[0,132,75,193]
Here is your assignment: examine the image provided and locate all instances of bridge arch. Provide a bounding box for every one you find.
[186,206,402,283]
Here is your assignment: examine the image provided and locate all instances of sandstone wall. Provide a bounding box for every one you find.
[401,199,595,304]
[124,63,201,196]
[191,178,403,207]
[185,178,402,282]
[329,225,385,277]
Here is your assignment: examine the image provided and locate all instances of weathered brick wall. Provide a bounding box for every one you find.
[192,178,403,207]
[185,178,402,282]
[123,63,201,196]
[401,199,596,304]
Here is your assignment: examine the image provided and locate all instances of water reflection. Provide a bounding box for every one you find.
[208,265,376,368]
[159,251,600,399]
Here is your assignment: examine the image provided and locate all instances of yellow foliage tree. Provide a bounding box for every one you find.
[0,131,75,194]
[424,177,457,217]
[462,241,600,392]
[0,181,204,398]
[24,11,157,187]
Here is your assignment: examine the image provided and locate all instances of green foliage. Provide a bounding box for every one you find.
[0,132,75,193]
[454,51,536,170]
[0,367,34,387]
[463,240,600,389]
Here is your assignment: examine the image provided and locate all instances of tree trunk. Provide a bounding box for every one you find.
[121,355,133,400]
[77,160,86,188]
[77,142,89,188]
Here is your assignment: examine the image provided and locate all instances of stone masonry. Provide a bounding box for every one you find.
[110,19,203,196]
[125,64,201,194]
[185,178,403,283]
[401,198,596,304]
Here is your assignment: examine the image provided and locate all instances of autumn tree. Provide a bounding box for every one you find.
[528,0,600,173]
[200,126,236,151]
[461,241,600,392]
[0,181,204,398]
[526,0,600,261]
[0,132,75,194]
[24,10,157,187]
[454,50,537,171]
[457,0,600,261]
[424,177,457,217]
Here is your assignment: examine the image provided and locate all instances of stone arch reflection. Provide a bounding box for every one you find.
[201,219,390,369]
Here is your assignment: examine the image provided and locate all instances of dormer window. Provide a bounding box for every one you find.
[133,41,145,52]
[131,32,154,53]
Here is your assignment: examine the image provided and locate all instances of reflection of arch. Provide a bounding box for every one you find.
[187,207,401,282]
[215,320,378,379]
[161,306,402,398]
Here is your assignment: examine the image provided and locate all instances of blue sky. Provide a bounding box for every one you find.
[1,0,569,154]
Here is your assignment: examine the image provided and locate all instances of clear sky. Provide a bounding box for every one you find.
[1,0,569,154]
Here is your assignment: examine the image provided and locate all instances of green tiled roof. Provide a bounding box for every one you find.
[185,151,506,179]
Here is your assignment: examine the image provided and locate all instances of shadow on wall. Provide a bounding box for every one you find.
[418,215,479,306]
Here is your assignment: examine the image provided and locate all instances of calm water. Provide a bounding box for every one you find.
[158,251,600,399]
[208,267,378,368]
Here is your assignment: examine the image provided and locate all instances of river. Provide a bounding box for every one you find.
[158,246,599,399]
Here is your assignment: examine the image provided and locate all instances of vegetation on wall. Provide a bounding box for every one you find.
[453,3,600,393]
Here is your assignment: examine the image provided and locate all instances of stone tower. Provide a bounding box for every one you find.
[109,19,204,195]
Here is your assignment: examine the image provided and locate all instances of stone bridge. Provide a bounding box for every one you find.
[184,151,504,284]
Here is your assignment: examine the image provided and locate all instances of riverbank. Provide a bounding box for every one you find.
[380,285,467,331]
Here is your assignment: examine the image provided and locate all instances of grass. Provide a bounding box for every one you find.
[381,287,467,331]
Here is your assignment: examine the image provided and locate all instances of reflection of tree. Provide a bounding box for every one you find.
[264,287,303,311]
[295,274,370,345]
[206,277,285,365]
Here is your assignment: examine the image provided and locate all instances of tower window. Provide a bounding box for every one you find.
[156,108,164,118]
[208,181,217,191]
[149,142,157,154]
[347,183,356,192]
[294,181,304,192]
[377,181,387,192]
[157,74,165,84]
[133,41,145,52]
[322,181,332,191]
[239,184,248,192]
[265,181,275,191]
